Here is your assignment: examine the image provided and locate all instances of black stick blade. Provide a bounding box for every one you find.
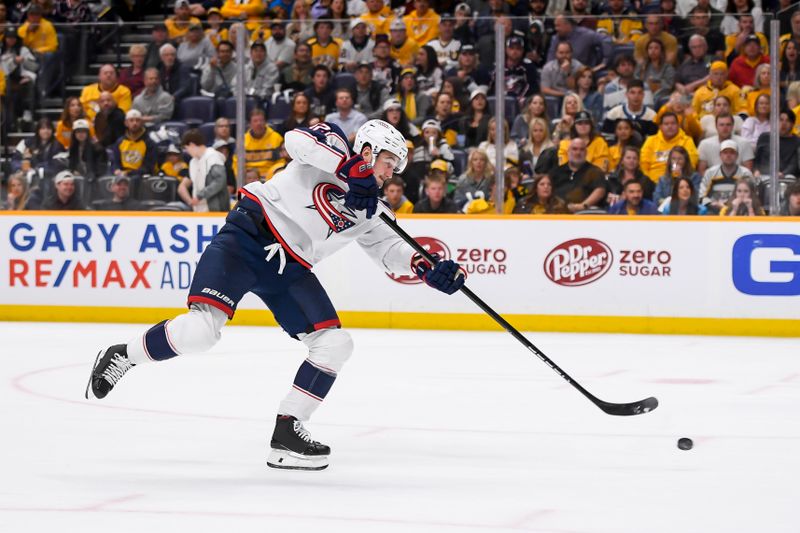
[597,396,659,416]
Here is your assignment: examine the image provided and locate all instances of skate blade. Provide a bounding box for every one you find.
[267,449,329,471]
[84,349,104,400]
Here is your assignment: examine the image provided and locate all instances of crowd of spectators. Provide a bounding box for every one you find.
[1,0,799,217]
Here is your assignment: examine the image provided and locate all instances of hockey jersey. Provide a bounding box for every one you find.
[241,122,416,276]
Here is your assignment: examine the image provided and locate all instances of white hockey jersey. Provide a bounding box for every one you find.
[241,122,416,277]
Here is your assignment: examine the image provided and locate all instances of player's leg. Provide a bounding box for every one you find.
[87,217,257,400]
[254,270,352,470]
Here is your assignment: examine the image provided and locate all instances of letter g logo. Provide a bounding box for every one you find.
[732,234,800,296]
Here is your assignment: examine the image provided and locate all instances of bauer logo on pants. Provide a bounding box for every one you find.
[386,236,450,285]
[544,238,613,286]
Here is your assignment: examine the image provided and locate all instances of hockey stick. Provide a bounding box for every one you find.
[379,212,658,417]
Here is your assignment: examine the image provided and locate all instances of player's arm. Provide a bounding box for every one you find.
[284,122,351,174]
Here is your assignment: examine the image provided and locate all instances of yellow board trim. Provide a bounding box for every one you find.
[1,305,797,338]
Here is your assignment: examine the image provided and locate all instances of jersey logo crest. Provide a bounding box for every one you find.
[308,182,357,237]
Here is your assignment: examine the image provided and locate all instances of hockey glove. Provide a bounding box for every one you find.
[412,253,466,295]
[337,154,379,219]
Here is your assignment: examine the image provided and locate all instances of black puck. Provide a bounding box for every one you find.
[677,437,693,450]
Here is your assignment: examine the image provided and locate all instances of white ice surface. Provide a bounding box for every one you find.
[0,322,798,533]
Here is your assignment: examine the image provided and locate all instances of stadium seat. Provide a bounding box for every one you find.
[451,149,467,177]
[138,175,179,203]
[218,96,259,120]
[487,96,520,125]
[333,72,356,92]
[90,175,116,203]
[178,96,216,127]
[267,96,292,122]
[160,121,189,138]
[545,96,562,122]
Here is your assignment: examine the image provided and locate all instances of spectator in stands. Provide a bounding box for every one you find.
[676,35,711,94]
[18,5,58,99]
[220,0,264,23]
[1,26,38,127]
[239,41,279,100]
[780,39,800,91]
[357,0,390,36]
[547,15,607,73]
[463,173,516,214]
[479,118,518,168]
[413,45,442,98]
[452,2,475,44]
[328,0,350,40]
[575,67,602,125]
[550,138,607,212]
[304,64,336,119]
[365,36,397,95]
[178,23,216,70]
[280,41,313,91]
[166,0,200,42]
[177,130,229,211]
[382,176,414,213]
[597,0,642,44]
[288,0,315,43]
[641,112,699,183]
[352,62,389,117]
[606,145,653,206]
[111,109,157,179]
[510,94,547,144]
[680,7,725,60]
[233,108,285,181]
[389,18,420,69]
[558,111,610,172]
[608,119,639,170]
[308,15,341,70]
[157,44,193,102]
[325,88,368,142]
[729,35,769,88]
[14,117,65,176]
[204,8,228,48]
[635,16,678,66]
[722,0,763,36]
[694,62,744,121]
[490,35,540,103]
[42,170,84,211]
[635,39,675,105]
[453,149,493,211]
[608,180,659,215]
[754,109,800,178]
[213,117,235,146]
[699,95,744,138]
[697,113,754,175]
[745,64,770,115]
[119,44,147,98]
[601,54,655,114]
[540,41,581,99]
[407,118,453,201]
[394,67,431,125]
[403,0,439,46]
[413,167,458,213]
[603,80,658,138]
[513,174,569,214]
[742,94,771,146]
[779,181,800,216]
[68,119,107,182]
[262,19,294,72]
[445,44,490,92]
[94,174,141,211]
[519,117,557,178]
[132,68,175,127]
[460,87,490,149]
[700,139,754,213]
[201,40,236,97]
[659,176,707,215]
[427,92,459,144]
[720,178,765,216]
[427,16,460,72]
[145,24,171,69]
[277,92,312,135]
[380,98,421,144]
[94,91,126,148]
[725,14,766,61]
[552,91,584,140]
[80,64,132,121]
[2,172,30,210]
[655,91,703,143]
[653,146,701,205]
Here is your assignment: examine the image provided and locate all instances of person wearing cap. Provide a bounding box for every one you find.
[201,40,237,96]
[325,88,368,142]
[220,0,265,26]
[489,34,540,101]
[353,62,390,116]
[426,16,460,71]
[409,118,453,203]
[395,67,431,124]
[402,0,440,46]
[699,139,755,213]
[177,22,216,68]
[339,18,374,72]
[165,0,202,42]
[696,112,754,175]
[727,34,769,88]
[80,64,132,121]
[308,12,342,70]
[160,143,189,180]
[238,41,280,100]
[634,16,678,67]
[93,174,142,211]
[444,44,491,92]
[547,15,608,72]
[233,108,286,181]
[358,0,392,36]
[380,98,421,143]
[145,24,172,70]
[42,171,85,211]
[691,61,744,119]
[382,176,414,213]
[177,129,230,212]
[389,18,420,68]
[205,8,229,48]
[723,14,767,61]
[119,44,147,98]
[110,109,158,179]
[413,163,458,213]
[371,34,400,91]
[640,111,699,183]
[557,111,610,173]
[132,68,175,126]
[541,41,583,98]
[265,19,295,70]
[67,119,107,182]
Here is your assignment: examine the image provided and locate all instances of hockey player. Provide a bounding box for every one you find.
[86,119,466,471]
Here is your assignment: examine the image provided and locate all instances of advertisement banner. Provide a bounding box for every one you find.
[1,213,799,335]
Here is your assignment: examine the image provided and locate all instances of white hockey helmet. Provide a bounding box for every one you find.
[353,119,408,173]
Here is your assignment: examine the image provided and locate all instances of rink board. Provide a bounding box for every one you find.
[1,211,799,336]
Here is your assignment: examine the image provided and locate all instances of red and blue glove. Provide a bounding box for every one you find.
[337,154,379,219]
[412,253,466,295]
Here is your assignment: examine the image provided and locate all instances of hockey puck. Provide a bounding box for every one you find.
[677,437,693,450]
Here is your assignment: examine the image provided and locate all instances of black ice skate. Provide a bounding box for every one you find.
[267,415,330,471]
[85,344,135,400]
